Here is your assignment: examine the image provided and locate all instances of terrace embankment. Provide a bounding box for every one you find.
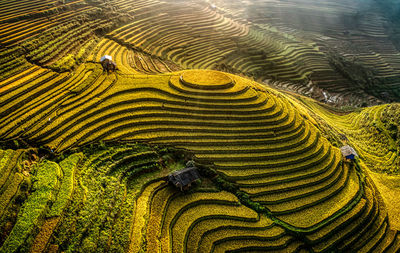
[0,68,399,252]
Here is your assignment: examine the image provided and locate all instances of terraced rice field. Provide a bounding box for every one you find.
[0,0,93,46]
[212,0,400,104]
[2,0,400,105]
[97,0,400,105]
[106,0,337,91]
[289,95,400,174]
[0,65,399,252]
[87,38,181,75]
[1,0,400,252]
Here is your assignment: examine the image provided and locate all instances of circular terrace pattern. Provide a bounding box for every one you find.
[180,70,234,90]
[0,67,398,252]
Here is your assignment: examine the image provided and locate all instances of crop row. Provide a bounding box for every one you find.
[0,5,96,46]
[25,72,116,144]
[47,153,81,217]
[0,72,70,138]
[53,94,285,150]
[27,19,109,68]
[106,0,355,88]
[0,0,84,23]
[0,64,107,140]
[242,147,340,196]
[49,146,144,252]
[108,151,160,180]
[0,56,30,83]
[106,1,248,70]
[89,38,180,74]
[132,180,302,253]
[18,74,271,148]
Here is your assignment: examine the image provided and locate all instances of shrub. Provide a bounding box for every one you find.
[47,153,82,217]
[0,160,59,253]
[50,54,76,73]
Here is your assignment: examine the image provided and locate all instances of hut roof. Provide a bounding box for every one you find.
[100,55,112,62]
[340,145,358,157]
[168,167,200,187]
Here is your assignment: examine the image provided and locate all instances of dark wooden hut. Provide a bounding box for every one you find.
[167,166,200,191]
[100,55,117,72]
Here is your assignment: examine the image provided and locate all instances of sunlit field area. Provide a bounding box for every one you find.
[0,0,399,252]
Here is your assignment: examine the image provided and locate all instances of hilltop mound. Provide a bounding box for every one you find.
[0,68,399,252]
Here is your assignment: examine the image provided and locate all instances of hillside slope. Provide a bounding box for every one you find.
[1,0,400,252]
[279,92,400,230]
[1,0,400,105]
[0,67,399,252]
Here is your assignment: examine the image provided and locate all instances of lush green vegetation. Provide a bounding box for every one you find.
[0,160,60,253]
[47,153,82,217]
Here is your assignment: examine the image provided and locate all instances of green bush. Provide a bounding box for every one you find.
[50,54,76,72]
[0,160,60,253]
[47,153,82,217]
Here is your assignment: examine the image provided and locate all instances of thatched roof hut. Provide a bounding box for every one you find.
[100,55,117,72]
[340,145,358,160]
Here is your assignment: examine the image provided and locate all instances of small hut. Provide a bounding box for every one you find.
[100,55,117,72]
[340,145,358,160]
[167,166,201,191]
